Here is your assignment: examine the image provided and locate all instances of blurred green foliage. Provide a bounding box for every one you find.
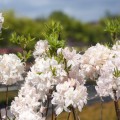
[0,11,46,49]
[0,11,120,50]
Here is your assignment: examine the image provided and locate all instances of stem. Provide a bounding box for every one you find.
[100,98,103,120]
[71,107,77,120]
[77,116,80,120]
[67,112,71,120]
[54,114,57,120]
[76,110,80,120]
[5,85,8,119]
[112,32,117,42]
[45,96,50,120]
[113,90,120,120]
[0,109,2,120]
[51,104,54,120]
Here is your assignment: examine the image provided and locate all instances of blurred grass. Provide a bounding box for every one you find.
[48,101,118,120]
[0,91,18,106]
[0,91,118,120]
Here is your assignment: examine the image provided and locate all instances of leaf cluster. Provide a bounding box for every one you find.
[10,32,35,50]
[43,21,65,56]
[104,19,120,45]
[113,67,120,78]
[10,32,34,62]
[105,19,120,34]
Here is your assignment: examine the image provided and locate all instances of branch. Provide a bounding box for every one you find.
[113,90,120,120]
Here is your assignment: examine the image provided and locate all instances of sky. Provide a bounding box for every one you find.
[0,0,120,22]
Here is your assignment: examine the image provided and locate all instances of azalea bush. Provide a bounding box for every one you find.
[0,12,120,120]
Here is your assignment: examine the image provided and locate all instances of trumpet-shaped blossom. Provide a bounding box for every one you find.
[62,47,81,61]
[33,40,49,58]
[28,57,67,85]
[96,52,120,99]
[0,13,4,31]
[80,43,111,80]
[52,78,87,115]
[11,56,67,118]
[111,40,120,58]
[11,81,44,120]
[57,47,84,84]
[0,54,25,85]
[17,110,44,120]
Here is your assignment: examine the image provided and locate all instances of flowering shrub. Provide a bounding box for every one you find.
[0,12,120,120]
[10,39,88,119]
[52,79,87,115]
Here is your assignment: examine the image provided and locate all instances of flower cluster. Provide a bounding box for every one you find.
[80,43,110,80]
[52,78,87,115]
[0,13,4,31]
[27,57,67,99]
[0,54,25,85]
[96,41,120,99]
[33,40,49,58]
[11,56,67,119]
[11,80,44,120]
[57,47,84,84]
[10,39,120,119]
[11,40,88,119]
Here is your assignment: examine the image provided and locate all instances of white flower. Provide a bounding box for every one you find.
[52,78,87,115]
[57,47,84,84]
[11,81,42,119]
[11,43,87,119]
[11,56,67,119]
[67,60,85,84]
[0,54,25,85]
[96,53,120,99]
[17,110,44,120]
[29,57,67,85]
[33,40,49,58]
[57,48,62,55]
[0,13,4,23]
[80,43,110,80]
[62,47,81,61]
[112,40,120,51]
[0,13,4,31]
[111,40,120,58]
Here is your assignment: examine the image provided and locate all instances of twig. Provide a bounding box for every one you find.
[67,112,71,120]
[0,109,2,120]
[5,85,8,119]
[71,107,77,120]
[51,104,54,120]
[113,90,120,120]
[100,97,103,120]
[54,114,57,120]
[76,110,80,120]
[45,96,50,120]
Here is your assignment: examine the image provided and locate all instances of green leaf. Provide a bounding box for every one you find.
[113,67,120,78]
[17,52,23,60]
[10,32,35,50]
[68,64,72,71]
[104,18,120,45]
[43,21,65,56]
[26,50,32,60]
